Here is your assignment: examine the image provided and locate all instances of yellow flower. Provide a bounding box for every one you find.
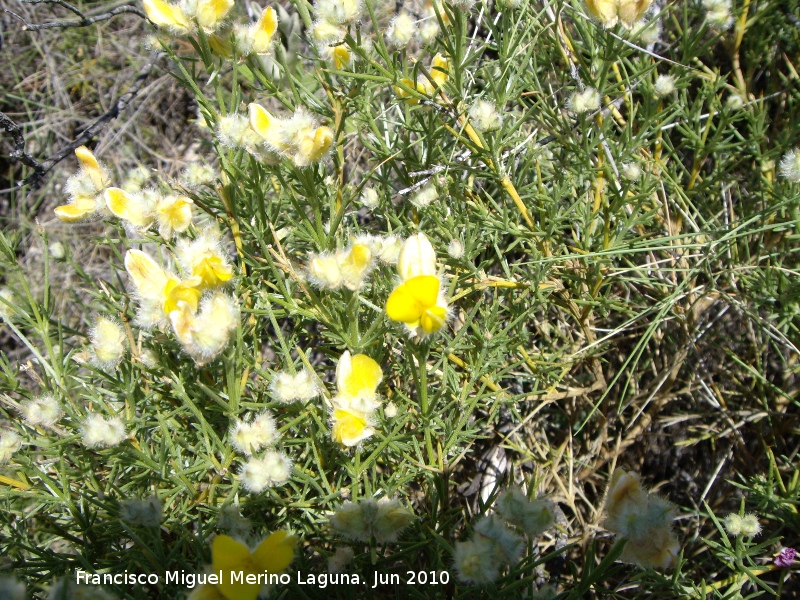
[105,187,155,229]
[330,351,382,445]
[335,351,383,406]
[124,249,202,319]
[331,406,374,447]
[234,6,278,55]
[386,275,448,335]
[194,0,234,32]
[394,77,427,105]
[387,232,448,336]
[144,0,233,32]
[176,229,234,289]
[212,532,297,600]
[584,0,651,27]
[55,146,110,222]
[155,194,193,238]
[250,7,278,53]
[394,54,450,103]
[169,293,239,363]
[143,0,192,32]
[337,243,373,290]
[294,125,334,167]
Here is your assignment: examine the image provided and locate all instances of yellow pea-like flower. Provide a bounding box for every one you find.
[331,407,375,447]
[124,249,201,317]
[162,277,202,314]
[55,146,110,222]
[387,233,449,336]
[212,532,297,600]
[143,0,192,32]
[430,53,450,88]
[250,6,278,53]
[155,194,193,239]
[584,0,651,27]
[386,275,448,334]
[105,187,155,229]
[192,255,233,288]
[336,351,383,400]
[331,44,352,69]
[54,195,99,222]
[337,243,373,290]
[294,126,334,167]
[394,77,425,105]
[194,0,234,31]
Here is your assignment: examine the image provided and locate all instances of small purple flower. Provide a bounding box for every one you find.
[775,547,796,568]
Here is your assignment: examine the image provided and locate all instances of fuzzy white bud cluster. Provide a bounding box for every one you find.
[81,414,127,448]
[604,469,680,569]
[0,430,22,464]
[120,496,163,528]
[779,148,800,183]
[270,369,321,403]
[21,395,63,428]
[230,412,279,456]
[724,513,761,538]
[329,497,415,542]
[569,87,601,114]
[468,99,503,132]
[239,451,292,493]
[90,317,127,370]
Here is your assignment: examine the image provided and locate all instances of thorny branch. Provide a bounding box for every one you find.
[14,0,146,31]
[1,60,158,189]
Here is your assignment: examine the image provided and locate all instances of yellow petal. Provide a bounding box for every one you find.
[420,305,447,333]
[332,408,372,446]
[54,196,97,222]
[584,0,618,26]
[124,250,170,301]
[105,187,153,227]
[143,0,191,30]
[248,103,273,139]
[163,278,202,314]
[430,53,450,87]
[212,535,260,600]
[156,195,193,237]
[395,78,421,105]
[332,45,351,69]
[348,244,371,270]
[75,146,100,172]
[341,354,383,398]
[386,283,426,324]
[386,276,440,324]
[403,275,441,308]
[255,6,278,44]
[252,530,297,574]
[75,146,106,189]
[195,0,234,30]
[192,256,233,288]
[618,0,651,26]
